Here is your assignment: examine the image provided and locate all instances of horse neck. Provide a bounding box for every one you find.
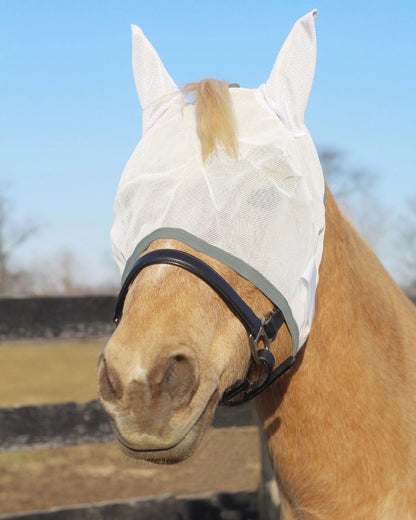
[256,188,416,517]
[316,188,416,354]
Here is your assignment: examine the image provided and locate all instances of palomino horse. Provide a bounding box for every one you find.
[97,11,416,519]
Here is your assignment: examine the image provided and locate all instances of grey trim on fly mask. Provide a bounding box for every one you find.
[122,228,300,353]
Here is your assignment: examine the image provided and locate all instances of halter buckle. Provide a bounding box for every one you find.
[249,316,272,363]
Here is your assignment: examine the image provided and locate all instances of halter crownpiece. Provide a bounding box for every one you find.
[111,10,325,360]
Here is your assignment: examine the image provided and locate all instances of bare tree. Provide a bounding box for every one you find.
[24,248,119,296]
[319,149,416,292]
[319,149,376,201]
[318,148,387,252]
[0,190,118,297]
[0,193,37,295]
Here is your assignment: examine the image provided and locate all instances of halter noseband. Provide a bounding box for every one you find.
[114,249,295,406]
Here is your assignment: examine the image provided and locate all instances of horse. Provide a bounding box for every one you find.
[97,11,416,519]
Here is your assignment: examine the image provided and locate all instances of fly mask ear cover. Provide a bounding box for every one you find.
[111,10,326,357]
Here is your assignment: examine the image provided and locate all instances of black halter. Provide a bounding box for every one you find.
[114,249,295,406]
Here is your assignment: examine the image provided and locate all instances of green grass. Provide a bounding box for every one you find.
[0,340,106,406]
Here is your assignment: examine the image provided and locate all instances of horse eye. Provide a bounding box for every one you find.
[247,187,280,210]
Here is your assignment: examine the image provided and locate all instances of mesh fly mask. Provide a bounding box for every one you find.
[112,10,326,404]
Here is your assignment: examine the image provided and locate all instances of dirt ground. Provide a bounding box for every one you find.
[0,427,261,515]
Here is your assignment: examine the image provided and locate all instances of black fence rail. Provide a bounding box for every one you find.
[0,400,257,452]
[1,294,414,342]
[0,491,260,520]
[0,296,116,340]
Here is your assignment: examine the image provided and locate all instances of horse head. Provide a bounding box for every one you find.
[97,10,325,463]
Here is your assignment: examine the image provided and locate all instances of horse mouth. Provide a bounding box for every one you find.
[115,390,219,464]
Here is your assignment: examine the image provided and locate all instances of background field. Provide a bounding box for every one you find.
[0,340,104,406]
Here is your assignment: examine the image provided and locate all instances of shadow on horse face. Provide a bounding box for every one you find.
[97,239,292,463]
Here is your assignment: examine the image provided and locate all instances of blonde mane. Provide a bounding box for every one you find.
[183,79,238,162]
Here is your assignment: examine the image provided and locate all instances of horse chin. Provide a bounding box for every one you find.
[116,390,220,464]
[118,426,202,464]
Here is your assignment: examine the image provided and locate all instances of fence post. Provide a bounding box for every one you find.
[258,427,280,520]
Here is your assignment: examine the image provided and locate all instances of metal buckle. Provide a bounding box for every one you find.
[249,316,272,363]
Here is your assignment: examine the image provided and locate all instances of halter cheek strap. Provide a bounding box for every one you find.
[114,249,295,406]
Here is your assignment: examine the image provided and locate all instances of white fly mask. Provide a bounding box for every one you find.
[111,10,326,355]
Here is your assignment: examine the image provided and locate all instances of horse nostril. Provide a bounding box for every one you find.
[97,355,124,402]
[151,352,200,409]
[165,354,199,408]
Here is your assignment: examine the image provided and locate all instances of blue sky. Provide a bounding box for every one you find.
[1,0,415,288]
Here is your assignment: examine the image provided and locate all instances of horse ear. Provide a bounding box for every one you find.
[131,25,181,134]
[258,10,317,135]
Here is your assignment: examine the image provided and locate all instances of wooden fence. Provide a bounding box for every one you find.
[0,295,279,519]
[5,293,414,518]
[0,399,276,520]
